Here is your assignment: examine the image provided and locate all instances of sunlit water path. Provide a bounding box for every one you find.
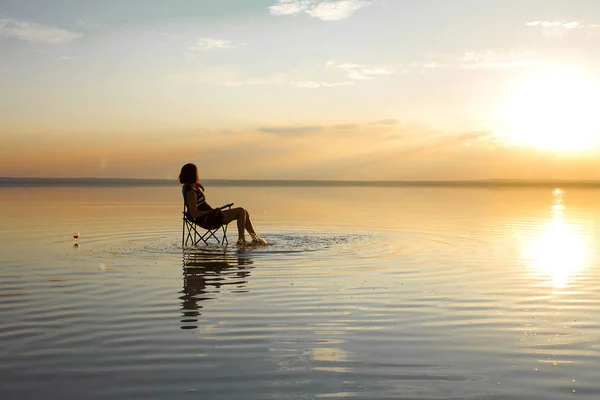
[1,186,600,399]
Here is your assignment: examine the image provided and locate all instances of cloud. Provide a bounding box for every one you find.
[0,18,81,43]
[222,77,354,88]
[307,0,372,21]
[289,80,321,88]
[410,62,443,70]
[326,60,394,80]
[269,0,374,21]
[288,80,355,88]
[259,120,409,136]
[409,50,540,71]
[259,125,323,135]
[526,20,587,29]
[525,20,599,39]
[169,66,242,85]
[321,81,355,87]
[269,0,308,16]
[173,62,375,89]
[189,37,237,50]
[460,50,539,69]
[397,49,550,73]
[334,123,359,129]
[220,73,286,87]
[221,79,271,87]
[372,119,399,126]
[174,49,540,90]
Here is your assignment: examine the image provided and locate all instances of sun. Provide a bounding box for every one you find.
[497,66,600,150]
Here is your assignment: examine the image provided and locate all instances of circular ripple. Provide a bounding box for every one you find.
[87,231,392,263]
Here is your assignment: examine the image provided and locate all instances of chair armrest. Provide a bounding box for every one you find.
[218,203,234,209]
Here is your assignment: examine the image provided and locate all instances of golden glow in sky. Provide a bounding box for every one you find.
[498,67,600,151]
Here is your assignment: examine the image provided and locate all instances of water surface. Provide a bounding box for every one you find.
[1,185,600,399]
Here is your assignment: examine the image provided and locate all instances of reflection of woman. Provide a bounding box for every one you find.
[180,270,207,329]
[179,163,267,245]
[180,253,253,330]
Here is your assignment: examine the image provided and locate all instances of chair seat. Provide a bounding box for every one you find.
[182,204,233,246]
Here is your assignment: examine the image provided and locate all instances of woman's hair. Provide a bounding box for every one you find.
[179,163,199,184]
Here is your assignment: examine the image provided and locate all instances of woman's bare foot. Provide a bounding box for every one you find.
[236,238,248,246]
[250,234,268,245]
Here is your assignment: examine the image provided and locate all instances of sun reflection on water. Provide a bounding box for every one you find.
[523,189,589,288]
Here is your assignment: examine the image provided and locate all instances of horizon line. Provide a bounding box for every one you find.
[2,177,600,188]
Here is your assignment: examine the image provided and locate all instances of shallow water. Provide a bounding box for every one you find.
[1,185,600,399]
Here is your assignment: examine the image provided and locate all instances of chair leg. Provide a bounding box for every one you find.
[184,221,193,247]
[201,229,219,244]
[182,219,229,247]
[191,224,202,245]
[184,220,199,247]
[222,224,228,245]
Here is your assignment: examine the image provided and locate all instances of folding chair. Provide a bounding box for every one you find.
[181,188,233,246]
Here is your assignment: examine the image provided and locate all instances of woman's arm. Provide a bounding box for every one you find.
[185,189,213,219]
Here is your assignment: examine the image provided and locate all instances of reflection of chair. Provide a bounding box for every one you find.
[180,249,253,329]
[181,187,233,246]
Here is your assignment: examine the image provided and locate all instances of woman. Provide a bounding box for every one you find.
[179,163,267,245]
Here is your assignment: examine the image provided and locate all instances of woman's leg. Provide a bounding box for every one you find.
[244,212,257,235]
[222,207,266,244]
[222,207,247,241]
[244,211,267,244]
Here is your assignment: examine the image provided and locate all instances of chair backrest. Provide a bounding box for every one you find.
[181,185,193,221]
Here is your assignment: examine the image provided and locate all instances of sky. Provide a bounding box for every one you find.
[2,0,600,180]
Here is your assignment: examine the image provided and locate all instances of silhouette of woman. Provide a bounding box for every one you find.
[179,163,267,245]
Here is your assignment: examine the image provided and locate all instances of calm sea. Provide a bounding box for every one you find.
[1,183,600,399]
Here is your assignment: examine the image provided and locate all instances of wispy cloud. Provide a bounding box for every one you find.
[460,50,539,69]
[221,78,354,89]
[525,20,599,39]
[321,81,355,87]
[525,20,592,29]
[189,37,237,50]
[174,49,539,90]
[373,119,399,126]
[259,125,323,135]
[404,50,541,72]
[222,78,355,88]
[258,120,405,136]
[289,80,355,88]
[219,70,356,88]
[220,72,287,87]
[334,123,359,129]
[269,0,374,21]
[269,0,307,16]
[289,80,321,88]
[0,18,81,43]
[326,61,393,80]
[172,59,386,88]
[222,79,272,87]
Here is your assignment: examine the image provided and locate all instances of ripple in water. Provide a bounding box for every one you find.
[89,232,387,262]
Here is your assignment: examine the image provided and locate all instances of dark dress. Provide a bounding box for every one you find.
[183,184,225,230]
